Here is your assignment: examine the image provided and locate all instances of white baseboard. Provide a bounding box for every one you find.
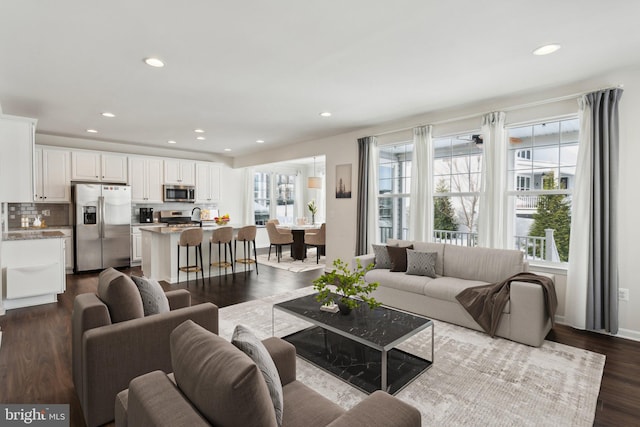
[553,317,640,342]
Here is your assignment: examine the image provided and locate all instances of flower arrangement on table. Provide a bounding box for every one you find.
[214,213,230,226]
[307,200,318,224]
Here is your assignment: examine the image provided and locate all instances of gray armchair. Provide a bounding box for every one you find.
[72,269,218,427]
[115,321,421,427]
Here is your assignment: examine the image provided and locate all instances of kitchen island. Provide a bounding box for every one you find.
[141,225,253,284]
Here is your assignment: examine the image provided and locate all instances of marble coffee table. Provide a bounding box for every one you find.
[273,293,433,394]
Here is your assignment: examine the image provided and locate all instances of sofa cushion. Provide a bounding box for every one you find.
[171,320,277,427]
[387,245,413,272]
[424,277,510,313]
[405,250,437,278]
[386,239,412,247]
[97,267,144,323]
[365,269,434,295]
[130,275,170,316]
[232,325,283,427]
[282,381,345,427]
[372,244,393,269]
[443,245,525,283]
[412,242,445,276]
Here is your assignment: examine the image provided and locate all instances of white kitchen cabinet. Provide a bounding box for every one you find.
[72,151,128,183]
[164,159,195,185]
[0,114,36,202]
[195,162,221,203]
[102,153,128,182]
[129,156,164,203]
[1,236,66,310]
[34,147,71,202]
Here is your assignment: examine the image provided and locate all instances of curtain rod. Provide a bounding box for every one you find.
[373,84,623,138]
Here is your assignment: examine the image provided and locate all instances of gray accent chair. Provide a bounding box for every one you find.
[71,268,219,427]
[115,321,421,427]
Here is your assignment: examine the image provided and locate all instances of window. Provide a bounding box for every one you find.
[432,133,483,246]
[516,176,531,191]
[507,117,578,262]
[253,172,271,225]
[253,171,297,225]
[377,143,412,243]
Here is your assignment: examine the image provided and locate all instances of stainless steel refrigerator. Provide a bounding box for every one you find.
[74,183,131,272]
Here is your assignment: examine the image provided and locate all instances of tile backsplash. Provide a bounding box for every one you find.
[7,203,71,228]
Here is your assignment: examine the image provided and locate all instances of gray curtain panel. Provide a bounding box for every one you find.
[584,88,623,334]
[356,137,373,256]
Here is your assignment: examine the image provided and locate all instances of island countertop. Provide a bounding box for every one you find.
[140,224,241,234]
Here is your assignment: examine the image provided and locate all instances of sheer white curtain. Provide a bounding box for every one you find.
[366,141,379,248]
[356,137,379,255]
[565,100,592,329]
[242,167,255,225]
[295,171,304,221]
[408,125,433,241]
[477,112,507,248]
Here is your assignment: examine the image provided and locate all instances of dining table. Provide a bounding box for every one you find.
[276,224,321,260]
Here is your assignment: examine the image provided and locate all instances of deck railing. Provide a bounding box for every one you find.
[379,226,560,262]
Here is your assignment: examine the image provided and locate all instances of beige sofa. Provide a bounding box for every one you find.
[115,320,421,427]
[72,269,219,427]
[355,240,555,347]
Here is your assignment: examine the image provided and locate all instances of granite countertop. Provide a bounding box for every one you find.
[3,230,66,241]
[140,224,241,234]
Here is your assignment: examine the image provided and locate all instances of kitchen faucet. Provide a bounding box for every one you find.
[191,206,202,227]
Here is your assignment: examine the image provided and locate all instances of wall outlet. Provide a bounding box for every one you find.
[618,288,630,301]
[42,209,50,216]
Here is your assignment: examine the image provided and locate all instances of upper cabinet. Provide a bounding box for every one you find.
[0,115,36,202]
[164,159,195,186]
[195,163,220,203]
[34,147,71,202]
[71,151,128,183]
[129,156,164,203]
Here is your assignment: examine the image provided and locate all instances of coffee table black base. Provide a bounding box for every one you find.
[283,326,432,395]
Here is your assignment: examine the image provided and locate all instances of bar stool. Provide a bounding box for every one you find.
[209,226,234,278]
[234,225,258,274]
[177,227,204,286]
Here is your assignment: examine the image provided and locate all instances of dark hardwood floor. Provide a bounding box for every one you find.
[1,266,638,426]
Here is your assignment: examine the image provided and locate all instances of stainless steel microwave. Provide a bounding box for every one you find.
[164,185,196,202]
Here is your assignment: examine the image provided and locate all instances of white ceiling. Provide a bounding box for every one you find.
[1,0,640,158]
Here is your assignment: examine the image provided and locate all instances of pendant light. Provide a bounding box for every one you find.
[307,157,322,189]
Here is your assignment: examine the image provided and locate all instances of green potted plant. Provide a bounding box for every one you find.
[313,258,381,315]
[307,200,318,225]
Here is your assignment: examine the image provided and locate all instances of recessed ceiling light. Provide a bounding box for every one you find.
[167,140,177,144]
[196,136,206,141]
[224,148,232,152]
[256,139,265,144]
[144,57,165,68]
[194,129,205,133]
[319,112,332,117]
[101,112,115,118]
[86,129,98,133]
[533,44,561,56]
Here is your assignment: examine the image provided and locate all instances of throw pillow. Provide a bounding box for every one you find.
[372,244,393,269]
[171,320,277,427]
[405,249,438,278]
[232,325,283,427]
[97,267,144,323]
[130,275,170,316]
[387,245,413,272]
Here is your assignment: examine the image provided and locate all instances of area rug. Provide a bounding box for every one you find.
[257,248,325,273]
[219,287,605,427]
